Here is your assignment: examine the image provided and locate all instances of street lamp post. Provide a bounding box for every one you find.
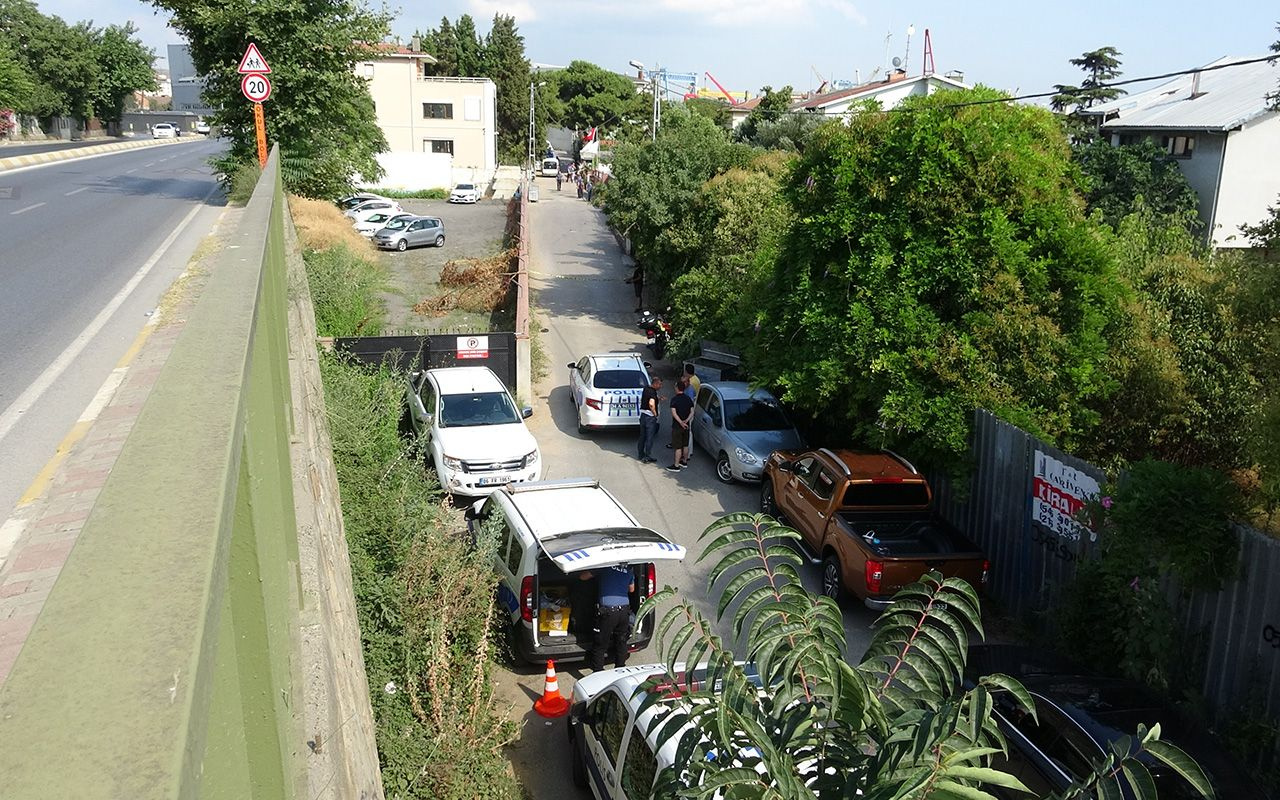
[629,59,660,141]
[527,78,546,180]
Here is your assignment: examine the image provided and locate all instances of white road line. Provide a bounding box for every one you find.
[0,187,217,442]
[10,202,45,215]
[0,516,29,570]
[64,186,90,196]
[125,168,137,174]
[144,162,155,167]
[78,366,129,423]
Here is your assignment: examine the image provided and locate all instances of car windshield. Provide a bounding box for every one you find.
[439,391,520,427]
[456,184,474,190]
[724,398,791,432]
[365,214,389,224]
[593,370,648,389]
[340,196,370,209]
[383,217,412,231]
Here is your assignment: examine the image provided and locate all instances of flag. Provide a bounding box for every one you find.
[583,127,597,143]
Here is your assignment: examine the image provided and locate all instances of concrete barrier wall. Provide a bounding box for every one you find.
[0,149,380,797]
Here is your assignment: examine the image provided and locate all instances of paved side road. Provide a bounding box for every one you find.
[496,183,880,798]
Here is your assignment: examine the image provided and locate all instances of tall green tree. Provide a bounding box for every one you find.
[734,84,792,142]
[480,13,531,163]
[453,14,483,77]
[684,96,730,130]
[1074,137,1199,231]
[0,38,37,113]
[421,16,457,76]
[1051,46,1125,113]
[149,0,390,197]
[543,59,640,129]
[90,23,156,125]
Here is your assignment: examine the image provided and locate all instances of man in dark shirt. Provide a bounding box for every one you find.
[668,379,695,471]
[637,375,661,463]
[580,564,635,670]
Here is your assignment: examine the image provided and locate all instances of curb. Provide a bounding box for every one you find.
[0,137,192,173]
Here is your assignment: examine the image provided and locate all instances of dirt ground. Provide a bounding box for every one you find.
[377,198,511,332]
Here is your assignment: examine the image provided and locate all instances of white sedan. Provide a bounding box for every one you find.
[567,353,652,434]
[344,199,403,222]
[448,183,481,203]
[151,123,178,139]
[353,212,412,237]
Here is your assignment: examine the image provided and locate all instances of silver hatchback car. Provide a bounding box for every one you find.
[373,215,446,251]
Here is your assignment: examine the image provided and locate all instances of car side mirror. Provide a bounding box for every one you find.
[567,362,577,370]
[777,460,793,473]
[521,405,533,419]
[643,361,652,369]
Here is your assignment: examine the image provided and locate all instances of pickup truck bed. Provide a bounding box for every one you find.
[837,513,982,558]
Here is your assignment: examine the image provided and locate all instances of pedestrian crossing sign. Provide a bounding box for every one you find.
[237,43,271,74]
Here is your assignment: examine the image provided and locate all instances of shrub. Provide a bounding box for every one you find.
[303,244,385,337]
[225,159,262,205]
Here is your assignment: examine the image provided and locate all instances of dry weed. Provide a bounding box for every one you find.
[413,249,516,317]
[288,196,376,255]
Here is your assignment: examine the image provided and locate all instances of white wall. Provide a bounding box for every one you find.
[358,152,454,190]
[1215,113,1280,247]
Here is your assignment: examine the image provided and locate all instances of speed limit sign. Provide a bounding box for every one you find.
[241,72,272,103]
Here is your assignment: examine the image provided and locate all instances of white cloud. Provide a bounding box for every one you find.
[468,0,539,22]
[655,0,865,27]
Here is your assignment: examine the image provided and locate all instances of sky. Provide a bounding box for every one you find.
[31,0,1280,102]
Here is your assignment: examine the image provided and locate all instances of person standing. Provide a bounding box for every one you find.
[556,170,563,191]
[624,264,645,312]
[683,363,700,400]
[637,375,661,463]
[580,565,635,670]
[576,175,584,199]
[668,379,695,471]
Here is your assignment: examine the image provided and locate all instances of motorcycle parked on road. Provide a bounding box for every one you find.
[637,309,672,360]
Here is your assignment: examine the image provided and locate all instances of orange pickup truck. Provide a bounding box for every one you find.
[760,447,989,610]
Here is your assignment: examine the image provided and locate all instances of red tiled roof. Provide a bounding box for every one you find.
[794,71,914,110]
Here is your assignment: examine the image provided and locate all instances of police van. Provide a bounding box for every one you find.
[468,478,686,664]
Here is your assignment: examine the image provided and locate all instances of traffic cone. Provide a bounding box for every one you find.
[533,659,571,718]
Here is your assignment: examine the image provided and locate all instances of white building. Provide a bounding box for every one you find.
[357,45,497,189]
[792,70,969,117]
[1086,55,1280,247]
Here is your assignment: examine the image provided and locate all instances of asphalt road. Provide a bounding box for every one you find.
[0,137,227,521]
[501,183,880,798]
[0,136,180,159]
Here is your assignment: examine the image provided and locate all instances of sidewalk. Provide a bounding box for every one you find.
[0,208,236,685]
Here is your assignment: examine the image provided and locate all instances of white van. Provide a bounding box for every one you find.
[541,157,560,177]
[468,479,686,664]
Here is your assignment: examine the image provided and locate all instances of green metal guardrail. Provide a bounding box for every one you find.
[0,149,305,797]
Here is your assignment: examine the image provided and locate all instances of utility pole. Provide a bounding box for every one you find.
[527,80,535,179]
[652,67,661,140]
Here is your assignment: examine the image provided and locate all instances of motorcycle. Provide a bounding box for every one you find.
[637,309,672,360]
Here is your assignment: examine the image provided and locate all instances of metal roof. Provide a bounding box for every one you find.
[1089,55,1279,131]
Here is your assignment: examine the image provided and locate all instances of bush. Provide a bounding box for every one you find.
[368,187,450,199]
[304,244,385,337]
[225,160,262,205]
[319,354,520,800]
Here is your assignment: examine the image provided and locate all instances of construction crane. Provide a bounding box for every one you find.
[704,71,742,105]
[811,65,829,95]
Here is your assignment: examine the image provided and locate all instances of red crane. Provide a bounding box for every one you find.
[703,71,741,106]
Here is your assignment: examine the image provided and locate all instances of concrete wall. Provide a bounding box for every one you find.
[359,151,455,190]
[359,58,497,171]
[1215,113,1280,246]
[120,111,204,136]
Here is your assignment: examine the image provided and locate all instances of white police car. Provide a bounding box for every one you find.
[567,353,652,434]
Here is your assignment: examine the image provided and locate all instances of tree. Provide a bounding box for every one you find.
[684,96,730,130]
[637,512,1214,798]
[1073,137,1199,231]
[748,89,1127,467]
[0,38,37,114]
[543,60,640,130]
[453,14,483,77]
[90,23,156,125]
[421,17,457,77]
[479,13,531,164]
[1051,46,1125,113]
[734,84,792,142]
[149,0,391,197]
[740,111,826,153]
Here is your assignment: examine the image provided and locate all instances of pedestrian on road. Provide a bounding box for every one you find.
[576,175,584,199]
[625,264,644,312]
[579,564,635,670]
[586,176,595,202]
[556,171,562,191]
[668,379,694,471]
[637,375,661,463]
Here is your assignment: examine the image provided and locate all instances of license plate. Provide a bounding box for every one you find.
[477,476,509,486]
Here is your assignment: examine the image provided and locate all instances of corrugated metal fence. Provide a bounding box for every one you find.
[933,409,1280,730]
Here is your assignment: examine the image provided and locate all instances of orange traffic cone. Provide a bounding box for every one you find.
[533,659,571,718]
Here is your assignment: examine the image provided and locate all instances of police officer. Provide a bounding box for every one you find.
[580,564,634,670]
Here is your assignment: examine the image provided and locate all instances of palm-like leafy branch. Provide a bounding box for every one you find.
[635,513,1215,799]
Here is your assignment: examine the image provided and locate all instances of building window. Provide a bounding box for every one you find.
[1161,135,1195,158]
[362,63,374,78]
[423,102,453,119]
[427,139,454,155]
[1117,134,1143,146]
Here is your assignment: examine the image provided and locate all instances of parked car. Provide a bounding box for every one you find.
[966,645,1269,800]
[352,211,410,237]
[344,199,403,221]
[690,383,802,483]
[468,478,685,664]
[151,123,177,139]
[449,183,481,203]
[195,120,211,135]
[760,447,989,609]
[372,215,445,251]
[567,353,652,434]
[403,366,539,496]
[336,192,388,211]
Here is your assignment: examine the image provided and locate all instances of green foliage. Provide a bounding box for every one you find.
[543,60,644,130]
[89,23,156,124]
[1074,137,1200,232]
[152,0,390,197]
[0,0,106,120]
[684,96,731,130]
[452,14,484,77]
[0,37,38,113]
[639,513,1213,798]
[741,112,826,153]
[319,354,519,800]
[749,89,1125,467]
[479,14,533,163]
[303,243,386,336]
[225,160,262,205]
[1052,46,1125,117]
[734,84,793,142]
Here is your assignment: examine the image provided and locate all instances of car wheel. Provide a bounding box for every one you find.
[761,482,778,516]
[715,453,735,484]
[570,728,589,788]
[434,234,445,247]
[396,239,408,252]
[821,554,843,602]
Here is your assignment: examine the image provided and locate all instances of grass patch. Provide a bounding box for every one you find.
[290,196,377,255]
[370,187,450,199]
[319,354,521,800]
[226,161,262,206]
[304,244,386,336]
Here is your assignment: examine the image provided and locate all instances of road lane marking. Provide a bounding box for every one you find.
[0,187,216,442]
[0,516,28,570]
[125,168,137,174]
[10,202,44,215]
[144,162,155,167]
[64,186,90,196]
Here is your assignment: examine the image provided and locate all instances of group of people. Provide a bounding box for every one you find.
[636,363,702,471]
[556,163,604,201]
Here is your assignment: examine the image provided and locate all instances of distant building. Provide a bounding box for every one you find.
[1085,55,1280,248]
[168,44,215,117]
[727,96,761,129]
[792,70,969,117]
[357,45,496,172]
